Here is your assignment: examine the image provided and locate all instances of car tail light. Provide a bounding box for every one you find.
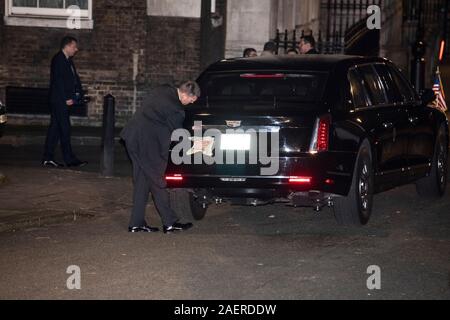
[309,115,331,154]
[289,176,312,184]
[166,175,183,181]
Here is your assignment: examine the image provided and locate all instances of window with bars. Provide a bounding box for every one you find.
[7,0,91,18]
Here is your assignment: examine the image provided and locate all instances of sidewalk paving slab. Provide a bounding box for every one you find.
[0,166,133,233]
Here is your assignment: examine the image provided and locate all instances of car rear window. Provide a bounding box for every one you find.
[197,72,328,107]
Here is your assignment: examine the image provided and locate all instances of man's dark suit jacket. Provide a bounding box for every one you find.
[306,48,319,54]
[49,51,82,106]
[120,85,185,182]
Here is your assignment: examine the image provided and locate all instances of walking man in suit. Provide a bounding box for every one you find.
[42,36,88,168]
[121,81,201,233]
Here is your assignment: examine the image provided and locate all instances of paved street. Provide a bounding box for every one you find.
[0,144,449,300]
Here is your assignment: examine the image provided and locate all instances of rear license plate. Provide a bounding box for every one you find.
[220,134,251,151]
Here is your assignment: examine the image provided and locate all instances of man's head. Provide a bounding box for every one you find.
[61,36,79,58]
[178,81,201,105]
[243,48,258,58]
[299,35,316,54]
[262,41,277,55]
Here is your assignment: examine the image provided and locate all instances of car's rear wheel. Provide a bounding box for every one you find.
[333,145,374,226]
[168,189,208,221]
[416,125,448,198]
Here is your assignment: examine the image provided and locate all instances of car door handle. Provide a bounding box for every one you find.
[409,116,419,125]
[382,122,393,129]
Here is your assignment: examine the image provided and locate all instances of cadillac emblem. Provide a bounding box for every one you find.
[226,120,242,128]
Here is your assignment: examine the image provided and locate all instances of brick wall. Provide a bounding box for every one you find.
[0,0,202,127]
[147,17,201,86]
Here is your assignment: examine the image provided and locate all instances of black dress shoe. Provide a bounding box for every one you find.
[66,160,88,168]
[163,222,193,234]
[42,160,64,168]
[128,225,160,233]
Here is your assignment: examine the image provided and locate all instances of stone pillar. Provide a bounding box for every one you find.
[379,0,406,68]
[224,0,322,58]
[277,0,297,31]
[294,0,320,36]
[147,0,201,17]
[225,0,273,58]
[201,0,227,69]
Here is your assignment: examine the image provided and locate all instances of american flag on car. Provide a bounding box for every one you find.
[432,67,448,112]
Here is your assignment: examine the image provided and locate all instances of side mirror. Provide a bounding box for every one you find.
[420,88,436,106]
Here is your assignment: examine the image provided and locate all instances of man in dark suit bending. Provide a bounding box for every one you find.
[121,81,201,234]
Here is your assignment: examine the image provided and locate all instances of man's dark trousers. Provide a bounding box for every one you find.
[125,125,178,228]
[43,103,76,165]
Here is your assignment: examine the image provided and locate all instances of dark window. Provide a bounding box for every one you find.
[5,86,87,117]
[348,68,368,108]
[388,65,417,103]
[355,65,387,106]
[374,64,403,104]
[197,72,328,108]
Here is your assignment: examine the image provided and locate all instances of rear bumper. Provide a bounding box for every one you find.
[166,151,356,197]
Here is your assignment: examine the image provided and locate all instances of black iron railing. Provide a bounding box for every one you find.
[403,0,448,44]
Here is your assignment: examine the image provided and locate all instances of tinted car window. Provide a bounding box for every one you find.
[355,65,387,106]
[348,68,368,108]
[388,65,417,103]
[197,72,328,107]
[374,64,403,104]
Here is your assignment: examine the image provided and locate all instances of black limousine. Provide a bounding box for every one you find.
[166,55,449,226]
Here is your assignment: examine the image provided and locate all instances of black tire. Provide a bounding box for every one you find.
[168,189,208,221]
[333,145,374,226]
[416,125,448,198]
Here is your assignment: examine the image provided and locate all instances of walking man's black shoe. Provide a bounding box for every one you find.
[128,225,160,233]
[66,160,88,168]
[42,160,64,168]
[163,222,193,234]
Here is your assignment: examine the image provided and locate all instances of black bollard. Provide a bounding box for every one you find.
[411,39,427,92]
[101,94,115,177]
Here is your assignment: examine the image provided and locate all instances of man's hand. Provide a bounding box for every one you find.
[201,140,211,148]
[66,99,74,106]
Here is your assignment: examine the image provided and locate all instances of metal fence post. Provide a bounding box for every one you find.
[101,94,115,177]
[411,39,427,92]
